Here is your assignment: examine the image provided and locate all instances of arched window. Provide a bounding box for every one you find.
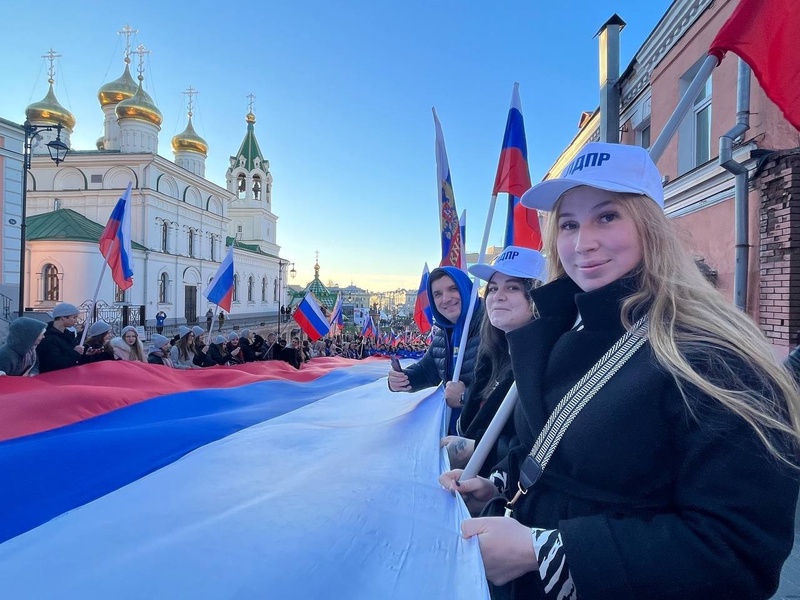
[252,175,261,200]
[273,278,278,302]
[161,221,169,253]
[262,277,267,302]
[158,273,169,303]
[188,229,194,258]
[233,274,239,302]
[237,174,246,199]
[248,276,255,302]
[43,264,59,302]
[209,234,216,261]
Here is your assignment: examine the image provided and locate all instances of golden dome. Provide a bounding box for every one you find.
[171,116,208,156]
[25,82,76,131]
[98,62,139,107]
[115,82,163,127]
[245,111,256,124]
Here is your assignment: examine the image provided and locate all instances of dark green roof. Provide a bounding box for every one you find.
[225,236,280,259]
[288,276,337,310]
[26,208,146,249]
[231,120,265,173]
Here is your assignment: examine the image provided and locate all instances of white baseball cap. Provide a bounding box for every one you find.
[469,245,547,282]
[520,142,664,212]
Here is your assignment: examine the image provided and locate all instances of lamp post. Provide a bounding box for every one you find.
[19,120,70,317]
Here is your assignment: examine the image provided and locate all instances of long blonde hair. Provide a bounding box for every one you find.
[544,190,800,465]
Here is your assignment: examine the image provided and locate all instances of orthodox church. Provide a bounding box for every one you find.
[20,31,285,328]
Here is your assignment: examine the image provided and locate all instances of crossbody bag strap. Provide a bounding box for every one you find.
[504,317,649,517]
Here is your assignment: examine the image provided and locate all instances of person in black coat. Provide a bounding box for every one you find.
[388,265,483,435]
[440,245,547,472]
[281,337,303,370]
[36,302,86,373]
[442,143,800,600]
[191,327,216,368]
[237,329,257,363]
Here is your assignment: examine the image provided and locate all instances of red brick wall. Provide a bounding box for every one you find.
[755,150,800,348]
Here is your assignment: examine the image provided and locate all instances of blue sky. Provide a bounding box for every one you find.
[0,0,671,291]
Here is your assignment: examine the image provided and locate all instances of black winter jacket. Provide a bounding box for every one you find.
[499,276,798,600]
[36,323,81,373]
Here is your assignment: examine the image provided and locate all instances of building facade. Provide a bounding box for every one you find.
[14,38,286,329]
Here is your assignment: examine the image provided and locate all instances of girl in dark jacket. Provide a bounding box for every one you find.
[192,327,216,368]
[79,321,116,364]
[440,245,546,472]
[442,143,800,600]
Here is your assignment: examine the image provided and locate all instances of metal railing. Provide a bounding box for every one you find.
[0,292,13,323]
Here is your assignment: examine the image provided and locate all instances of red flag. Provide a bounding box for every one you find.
[413,263,432,335]
[709,0,800,131]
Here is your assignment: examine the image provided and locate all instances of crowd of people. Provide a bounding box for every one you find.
[2,141,800,598]
[0,305,431,377]
[390,143,800,599]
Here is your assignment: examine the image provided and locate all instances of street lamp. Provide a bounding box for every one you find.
[19,120,70,316]
[289,262,296,279]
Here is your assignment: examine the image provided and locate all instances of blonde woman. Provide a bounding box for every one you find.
[169,326,200,370]
[109,326,146,362]
[441,143,800,600]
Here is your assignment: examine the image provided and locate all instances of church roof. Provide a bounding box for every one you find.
[26,208,146,249]
[231,113,265,172]
[225,237,280,259]
[288,274,337,310]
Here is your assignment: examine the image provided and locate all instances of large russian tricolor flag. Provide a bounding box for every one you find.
[294,292,331,340]
[0,360,489,599]
[99,182,135,290]
[204,246,235,312]
[493,83,542,250]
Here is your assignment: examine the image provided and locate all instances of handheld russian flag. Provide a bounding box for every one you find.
[494,83,542,250]
[204,246,235,312]
[432,108,463,269]
[99,182,135,290]
[329,293,344,331]
[295,292,331,340]
[361,316,375,339]
[413,263,432,335]
[709,0,800,131]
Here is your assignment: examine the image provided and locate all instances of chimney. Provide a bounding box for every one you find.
[596,14,626,143]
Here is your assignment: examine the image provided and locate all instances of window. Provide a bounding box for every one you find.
[273,278,278,302]
[43,264,59,302]
[158,273,169,303]
[115,284,126,303]
[233,274,239,302]
[678,61,713,175]
[253,175,261,200]
[237,174,246,199]
[693,78,712,166]
[637,122,651,151]
[262,277,267,302]
[248,276,255,302]
[161,221,169,253]
[188,229,194,258]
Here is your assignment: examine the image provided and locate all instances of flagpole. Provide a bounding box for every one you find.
[451,194,498,382]
[460,383,519,480]
[206,304,220,339]
[648,54,718,163]
[79,248,111,347]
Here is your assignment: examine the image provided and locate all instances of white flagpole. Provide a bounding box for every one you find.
[452,194,497,382]
[460,384,519,480]
[80,241,114,346]
[649,54,718,163]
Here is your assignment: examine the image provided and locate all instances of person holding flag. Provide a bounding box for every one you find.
[387,266,483,435]
[441,142,800,599]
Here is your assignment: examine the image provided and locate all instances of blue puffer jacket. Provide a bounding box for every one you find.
[404,266,483,393]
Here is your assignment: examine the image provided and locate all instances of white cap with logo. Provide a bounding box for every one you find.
[520,142,664,212]
[469,245,548,283]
